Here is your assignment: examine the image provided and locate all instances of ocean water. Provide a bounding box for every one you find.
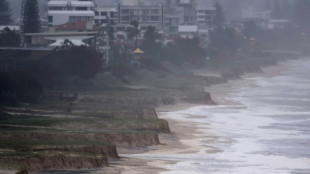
[128,58,310,174]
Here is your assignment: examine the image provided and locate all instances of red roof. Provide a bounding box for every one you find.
[55,20,100,31]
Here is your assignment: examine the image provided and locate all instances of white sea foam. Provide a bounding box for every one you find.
[125,59,310,174]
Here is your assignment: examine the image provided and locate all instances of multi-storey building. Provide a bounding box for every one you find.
[196,7,216,29]
[176,0,197,25]
[118,4,164,30]
[47,0,95,26]
[163,0,197,33]
[94,7,118,27]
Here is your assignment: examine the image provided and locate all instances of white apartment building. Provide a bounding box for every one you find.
[94,7,118,27]
[163,0,198,33]
[47,0,95,26]
[241,6,271,21]
[118,4,164,30]
[196,7,216,29]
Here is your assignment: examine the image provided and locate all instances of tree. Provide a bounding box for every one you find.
[21,0,40,42]
[51,41,103,79]
[142,26,161,55]
[34,41,103,88]
[127,20,139,48]
[0,27,20,47]
[0,0,12,25]
[213,1,225,29]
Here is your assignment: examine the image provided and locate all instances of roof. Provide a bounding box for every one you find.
[0,47,53,51]
[45,36,94,41]
[0,26,20,31]
[48,1,67,6]
[24,31,97,37]
[55,21,100,31]
[178,25,198,32]
[49,39,89,47]
[132,48,144,54]
[48,11,95,16]
[48,1,94,7]
[96,7,118,12]
[71,1,95,7]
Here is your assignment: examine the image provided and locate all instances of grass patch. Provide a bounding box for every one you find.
[0,115,94,127]
[0,137,113,152]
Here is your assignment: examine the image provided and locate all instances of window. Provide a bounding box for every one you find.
[95,11,99,16]
[144,16,151,22]
[101,12,107,16]
[116,26,126,31]
[76,7,87,11]
[150,9,159,14]
[122,9,129,14]
[49,7,63,10]
[110,12,115,18]
[150,16,160,22]
[101,19,107,24]
[121,16,129,21]
[69,16,93,22]
[143,10,150,15]
[48,16,53,23]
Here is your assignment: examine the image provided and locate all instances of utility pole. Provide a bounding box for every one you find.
[161,2,164,31]
[20,0,26,47]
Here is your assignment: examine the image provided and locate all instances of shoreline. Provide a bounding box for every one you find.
[112,55,307,174]
[2,52,306,174]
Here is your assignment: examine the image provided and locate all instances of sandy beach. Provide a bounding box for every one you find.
[93,103,203,174]
[102,57,310,174]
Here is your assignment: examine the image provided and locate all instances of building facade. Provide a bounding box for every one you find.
[162,0,198,33]
[196,7,216,29]
[94,7,118,27]
[47,0,95,26]
[118,4,164,30]
[178,0,197,25]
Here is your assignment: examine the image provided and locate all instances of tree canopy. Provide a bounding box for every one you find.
[142,26,161,55]
[0,0,12,25]
[45,41,103,80]
[213,1,225,29]
[21,0,41,34]
[0,27,20,47]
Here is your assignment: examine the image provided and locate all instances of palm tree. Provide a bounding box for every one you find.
[127,20,139,48]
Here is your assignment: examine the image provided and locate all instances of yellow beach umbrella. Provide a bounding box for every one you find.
[132,48,144,54]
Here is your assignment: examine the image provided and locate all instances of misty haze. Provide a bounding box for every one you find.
[0,0,310,173]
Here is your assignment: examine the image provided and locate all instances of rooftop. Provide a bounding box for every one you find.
[55,21,100,31]
[96,7,118,12]
[0,26,20,31]
[24,31,97,36]
[48,0,94,7]
[48,11,95,16]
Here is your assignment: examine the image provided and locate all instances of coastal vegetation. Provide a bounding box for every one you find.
[0,0,310,173]
[0,0,12,25]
